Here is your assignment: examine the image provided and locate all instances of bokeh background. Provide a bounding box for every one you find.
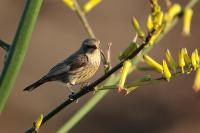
[0,0,200,133]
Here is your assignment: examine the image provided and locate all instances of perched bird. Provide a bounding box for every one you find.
[24,38,101,92]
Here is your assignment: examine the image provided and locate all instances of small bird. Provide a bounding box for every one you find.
[24,38,101,92]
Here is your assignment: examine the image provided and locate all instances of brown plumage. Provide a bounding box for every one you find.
[24,38,101,91]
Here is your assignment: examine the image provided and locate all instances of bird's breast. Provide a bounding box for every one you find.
[88,50,101,68]
[75,50,101,83]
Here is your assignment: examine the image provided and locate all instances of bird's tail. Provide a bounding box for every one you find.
[23,78,47,91]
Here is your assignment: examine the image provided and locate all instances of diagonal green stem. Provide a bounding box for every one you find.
[57,75,120,133]
[57,91,109,133]
[0,0,43,113]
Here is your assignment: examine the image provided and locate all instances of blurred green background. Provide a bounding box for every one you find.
[0,0,200,133]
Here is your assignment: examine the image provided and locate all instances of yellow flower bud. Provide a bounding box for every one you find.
[151,0,161,14]
[34,114,43,131]
[193,68,200,92]
[165,3,182,22]
[147,15,153,31]
[194,49,199,64]
[154,11,164,30]
[157,11,164,26]
[191,51,197,70]
[118,60,132,92]
[63,0,75,11]
[83,0,102,13]
[178,49,185,73]
[143,55,163,73]
[151,0,158,6]
[148,25,163,45]
[165,49,177,72]
[132,17,145,39]
[163,60,171,82]
[182,48,191,65]
[183,8,193,36]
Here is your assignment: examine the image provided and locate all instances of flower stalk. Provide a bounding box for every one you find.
[0,0,43,113]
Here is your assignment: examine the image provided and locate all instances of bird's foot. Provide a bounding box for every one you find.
[77,82,89,88]
[69,92,75,101]
[68,92,79,103]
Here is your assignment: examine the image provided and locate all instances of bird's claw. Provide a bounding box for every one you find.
[69,92,79,103]
[69,92,75,100]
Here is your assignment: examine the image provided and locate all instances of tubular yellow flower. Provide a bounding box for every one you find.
[154,11,164,30]
[165,3,182,22]
[83,0,102,13]
[151,0,161,14]
[165,49,177,72]
[148,25,163,45]
[191,51,197,70]
[157,11,164,27]
[132,17,145,39]
[118,60,132,92]
[193,68,200,92]
[63,0,75,11]
[183,8,193,36]
[143,55,163,73]
[178,49,185,73]
[163,60,171,82]
[182,48,191,65]
[151,0,158,6]
[194,49,200,64]
[34,114,43,131]
[147,15,153,31]
[150,0,163,30]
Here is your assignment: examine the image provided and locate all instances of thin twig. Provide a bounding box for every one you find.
[72,0,96,38]
[107,43,112,65]
[102,42,112,73]
[96,68,192,91]
[0,40,10,52]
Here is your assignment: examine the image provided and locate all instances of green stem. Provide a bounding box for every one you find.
[186,0,199,8]
[0,0,43,113]
[57,91,108,133]
[72,0,96,38]
[0,40,10,52]
[57,75,119,133]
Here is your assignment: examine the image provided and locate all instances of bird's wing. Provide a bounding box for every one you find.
[44,53,88,79]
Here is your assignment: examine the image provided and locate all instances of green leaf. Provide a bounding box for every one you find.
[126,75,152,88]
[119,42,139,61]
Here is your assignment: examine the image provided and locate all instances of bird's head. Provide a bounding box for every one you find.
[81,38,101,54]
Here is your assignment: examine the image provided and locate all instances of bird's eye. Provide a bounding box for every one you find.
[86,45,97,49]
